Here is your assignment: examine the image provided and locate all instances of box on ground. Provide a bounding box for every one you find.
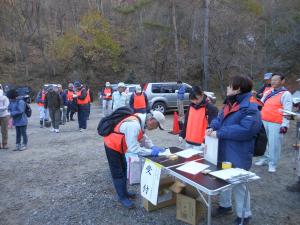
[176,185,205,225]
[143,176,176,212]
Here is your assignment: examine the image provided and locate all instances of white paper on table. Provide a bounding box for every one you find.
[209,168,256,181]
[176,161,210,175]
[204,135,218,165]
[158,148,172,156]
[140,159,162,205]
[175,148,202,158]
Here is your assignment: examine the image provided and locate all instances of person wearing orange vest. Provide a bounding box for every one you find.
[85,85,93,120]
[255,73,292,173]
[104,110,166,209]
[35,87,49,128]
[129,85,149,113]
[255,72,272,99]
[101,82,113,116]
[66,83,75,122]
[74,81,89,131]
[179,86,218,151]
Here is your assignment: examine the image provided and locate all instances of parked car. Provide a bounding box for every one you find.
[16,86,33,103]
[143,82,216,114]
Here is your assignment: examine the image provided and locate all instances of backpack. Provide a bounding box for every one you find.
[253,125,268,157]
[97,106,134,137]
[25,103,32,117]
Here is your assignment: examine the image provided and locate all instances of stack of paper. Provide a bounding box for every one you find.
[209,168,257,181]
[175,148,202,158]
[176,161,210,175]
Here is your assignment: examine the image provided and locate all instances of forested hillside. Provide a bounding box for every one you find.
[0,0,299,94]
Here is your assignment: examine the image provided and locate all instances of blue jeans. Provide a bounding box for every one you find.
[105,145,127,179]
[219,184,251,218]
[77,104,88,129]
[16,125,28,145]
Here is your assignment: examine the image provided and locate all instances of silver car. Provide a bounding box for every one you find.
[143,82,216,114]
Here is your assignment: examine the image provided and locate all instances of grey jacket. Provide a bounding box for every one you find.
[0,90,10,117]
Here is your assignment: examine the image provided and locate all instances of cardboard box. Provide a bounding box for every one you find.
[143,177,176,212]
[176,186,205,225]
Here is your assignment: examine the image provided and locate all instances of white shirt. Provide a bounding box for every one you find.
[112,91,128,111]
[119,113,154,156]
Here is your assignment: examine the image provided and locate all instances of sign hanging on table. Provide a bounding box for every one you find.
[140,159,162,205]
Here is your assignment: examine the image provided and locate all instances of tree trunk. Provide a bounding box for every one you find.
[171,0,180,81]
[203,0,210,90]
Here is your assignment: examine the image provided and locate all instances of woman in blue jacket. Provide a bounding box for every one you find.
[7,89,28,151]
[207,75,261,225]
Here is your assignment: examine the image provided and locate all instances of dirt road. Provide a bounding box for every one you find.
[0,104,299,225]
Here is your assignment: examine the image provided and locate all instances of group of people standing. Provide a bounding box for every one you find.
[36,81,93,133]
[101,73,298,225]
[100,81,149,117]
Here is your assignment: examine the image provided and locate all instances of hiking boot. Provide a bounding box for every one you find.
[2,144,9,150]
[286,181,300,192]
[234,216,251,225]
[212,206,233,217]
[254,158,267,166]
[70,118,75,121]
[119,198,135,209]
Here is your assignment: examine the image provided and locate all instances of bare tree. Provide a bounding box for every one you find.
[203,0,210,90]
[171,0,180,81]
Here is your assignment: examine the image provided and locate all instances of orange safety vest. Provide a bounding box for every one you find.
[250,96,264,107]
[103,88,112,100]
[104,116,144,154]
[261,90,286,124]
[263,86,272,95]
[133,93,146,110]
[66,90,73,101]
[37,92,45,106]
[185,107,208,145]
[86,89,91,103]
[76,89,89,105]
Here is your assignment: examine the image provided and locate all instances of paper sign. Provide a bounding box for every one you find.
[140,159,162,205]
[175,148,202,158]
[176,161,210,175]
[204,135,218,165]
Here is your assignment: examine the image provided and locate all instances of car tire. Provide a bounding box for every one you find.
[152,102,167,114]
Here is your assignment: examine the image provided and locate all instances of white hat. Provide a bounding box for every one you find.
[105,82,110,87]
[151,110,165,130]
[135,85,142,93]
[264,73,272,80]
[118,82,125,88]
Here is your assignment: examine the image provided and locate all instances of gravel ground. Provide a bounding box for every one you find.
[0,104,300,225]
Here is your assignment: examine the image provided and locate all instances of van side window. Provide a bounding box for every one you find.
[152,84,162,93]
[184,84,192,93]
[161,85,175,93]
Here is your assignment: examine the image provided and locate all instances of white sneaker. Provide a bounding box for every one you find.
[50,128,55,132]
[79,128,83,132]
[55,129,60,133]
[255,158,267,166]
[268,165,276,173]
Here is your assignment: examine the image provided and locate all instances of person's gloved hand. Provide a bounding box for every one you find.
[279,126,288,134]
[64,106,67,110]
[60,108,63,112]
[151,146,165,156]
[178,136,183,143]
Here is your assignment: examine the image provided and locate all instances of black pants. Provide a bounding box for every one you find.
[105,145,127,179]
[67,102,75,120]
[16,125,28,145]
[49,108,61,129]
[77,104,88,129]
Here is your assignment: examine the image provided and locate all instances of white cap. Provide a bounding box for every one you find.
[106,82,110,87]
[264,73,272,80]
[118,82,125,88]
[135,85,142,93]
[151,110,165,130]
